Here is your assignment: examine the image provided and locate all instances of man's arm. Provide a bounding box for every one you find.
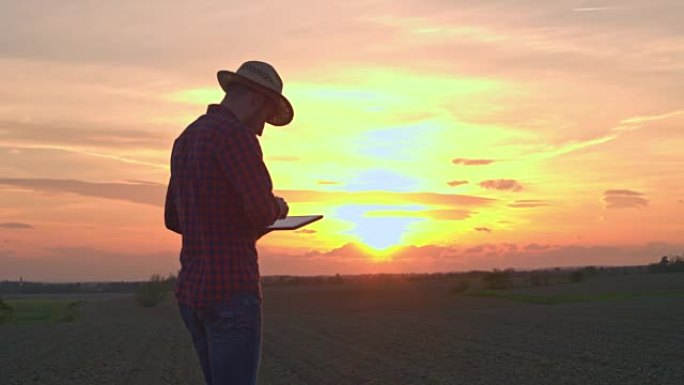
[164,176,182,234]
[215,129,280,231]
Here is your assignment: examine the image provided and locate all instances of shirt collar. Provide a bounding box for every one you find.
[207,103,237,120]
[206,104,252,134]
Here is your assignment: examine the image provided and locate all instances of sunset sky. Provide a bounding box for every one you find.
[1,0,683,281]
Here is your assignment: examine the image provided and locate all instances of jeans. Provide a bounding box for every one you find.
[178,293,262,385]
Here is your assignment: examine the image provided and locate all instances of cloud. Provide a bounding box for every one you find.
[508,199,549,208]
[424,209,472,221]
[268,156,301,162]
[0,178,166,207]
[277,189,498,207]
[0,177,498,214]
[317,180,341,185]
[0,120,168,150]
[0,222,34,229]
[0,246,178,282]
[300,243,369,260]
[447,180,468,187]
[612,110,684,132]
[604,189,644,196]
[523,243,556,251]
[352,205,474,221]
[464,244,497,254]
[479,179,523,192]
[475,227,492,233]
[572,7,620,12]
[452,158,494,166]
[294,229,317,234]
[123,179,165,186]
[260,240,684,275]
[0,146,167,183]
[603,190,649,209]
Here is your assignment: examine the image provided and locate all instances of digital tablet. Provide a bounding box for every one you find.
[267,215,323,231]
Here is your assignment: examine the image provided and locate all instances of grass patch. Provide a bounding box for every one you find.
[0,299,81,324]
[465,289,684,305]
[135,274,172,307]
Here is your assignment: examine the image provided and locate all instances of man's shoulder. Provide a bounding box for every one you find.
[174,113,222,141]
[176,108,255,151]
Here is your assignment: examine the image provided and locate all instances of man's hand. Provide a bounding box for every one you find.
[275,196,289,219]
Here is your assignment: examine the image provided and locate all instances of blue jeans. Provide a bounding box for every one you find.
[178,293,262,385]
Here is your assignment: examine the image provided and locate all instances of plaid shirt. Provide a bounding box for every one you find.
[165,104,281,307]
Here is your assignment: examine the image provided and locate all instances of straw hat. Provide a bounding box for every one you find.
[217,61,294,126]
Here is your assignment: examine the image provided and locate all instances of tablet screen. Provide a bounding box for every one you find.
[267,215,323,230]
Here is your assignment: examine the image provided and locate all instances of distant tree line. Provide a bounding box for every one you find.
[2,254,683,295]
[0,273,177,296]
[262,273,345,286]
[648,254,684,273]
[0,280,142,295]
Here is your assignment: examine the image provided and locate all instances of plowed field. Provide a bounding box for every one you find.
[2,273,683,385]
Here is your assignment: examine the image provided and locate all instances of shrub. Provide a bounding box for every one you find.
[135,274,170,307]
[530,271,550,287]
[483,269,513,290]
[0,296,14,324]
[450,280,470,295]
[569,270,586,283]
[60,301,81,322]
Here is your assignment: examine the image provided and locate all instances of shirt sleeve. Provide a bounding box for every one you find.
[214,129,280,231]
[164,175,182,234]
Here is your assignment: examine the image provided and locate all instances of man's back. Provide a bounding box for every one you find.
[165,104,281,307]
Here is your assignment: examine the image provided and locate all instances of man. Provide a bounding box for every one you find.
[164,61,294,385]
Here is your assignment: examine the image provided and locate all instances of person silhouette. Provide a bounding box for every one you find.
[165,61,293,385]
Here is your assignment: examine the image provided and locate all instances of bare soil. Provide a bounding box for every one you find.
[1,273,683,385]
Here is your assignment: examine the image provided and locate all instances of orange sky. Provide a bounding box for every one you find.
[1,0,683,281]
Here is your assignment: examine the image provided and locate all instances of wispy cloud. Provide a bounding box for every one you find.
[268,156,301,162]
[612,109,684,132]
[523,134,619,160]
[277,189,498,206]
[0,120,169,150]
[447,180,469,187]
[508,199,549,208]
[0,246,177,282]
[479,179,523,192]
[523,243,556,251]
[0,222,33,229]
[423,209,473,221]
[572,7,620,12]
[0,178,166,207]
[452,158,494,166]
[0,178,497,220]
[603,189,649,209]
[294,229,317,234]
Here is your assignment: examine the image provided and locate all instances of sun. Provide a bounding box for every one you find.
[357,242,403,262]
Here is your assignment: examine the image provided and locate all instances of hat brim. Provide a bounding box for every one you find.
[217,70,294,126]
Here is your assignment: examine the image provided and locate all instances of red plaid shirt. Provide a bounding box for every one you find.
[164,104,281,307]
